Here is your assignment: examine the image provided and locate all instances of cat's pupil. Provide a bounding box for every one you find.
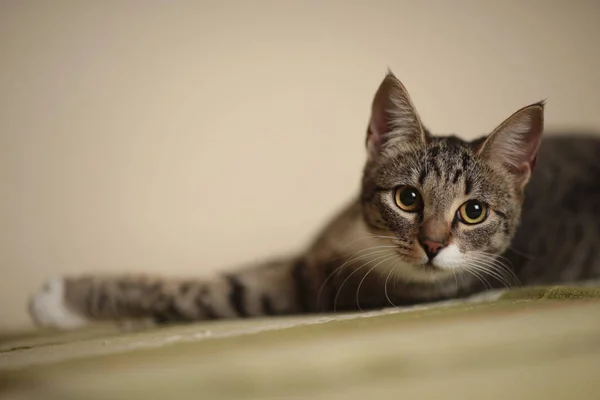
[465,201,483,219]
[401,188,419,206]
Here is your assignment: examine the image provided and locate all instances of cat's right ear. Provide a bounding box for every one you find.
[366,70,427,157]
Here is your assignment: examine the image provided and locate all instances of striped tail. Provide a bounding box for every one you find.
[28,257,320,329]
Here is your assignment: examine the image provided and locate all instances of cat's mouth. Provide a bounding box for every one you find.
[392,246,430,263]
[394,249,443,271]
[422,261,440,271]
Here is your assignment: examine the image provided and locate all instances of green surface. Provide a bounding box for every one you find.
[1,285,600,399]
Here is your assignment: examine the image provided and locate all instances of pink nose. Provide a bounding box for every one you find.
[420,238,446,259]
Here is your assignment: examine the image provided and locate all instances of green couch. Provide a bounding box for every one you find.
[1,285,600,399]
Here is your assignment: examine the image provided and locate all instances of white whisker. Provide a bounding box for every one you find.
[333,252,394,312]
[466,260,513,289]
[471,252,521,286]
[362,232,398,241]
[355,255,396,311]
[316,247,396,309]
[450,267,459,289]
[337,234,394,253]
[462,265,492,289]
[384,266,397,308]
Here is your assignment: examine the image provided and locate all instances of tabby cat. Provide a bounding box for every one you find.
[29,71,600,329]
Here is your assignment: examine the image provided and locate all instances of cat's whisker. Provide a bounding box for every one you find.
[494,254,515,267]
[477,251,514,264]
[371,236,398,241]
[316,247,396,309]
[507,246,535,261]
[491,262,521,287]
[333,253,394,312]
[330,246,397,278]
[355,255,396,311]
[467,254,507,269]
[466,260,514,289]
[468,252,520,282]
[331,238,396,261]
[461,265,492,290]
[468,253,521,287]
[342,245,398,263]
[465,260,510,288]
[341,248,397,269]
[361,232,399,241]
[337,235,396,253]
[455,265,465,280]
[471,251,512,267]
[383,265,398,309]
[456,267,469,288]
[333,247,397,279]
[450,267,459,289]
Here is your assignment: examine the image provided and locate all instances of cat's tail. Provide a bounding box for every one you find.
[28,257,318,330]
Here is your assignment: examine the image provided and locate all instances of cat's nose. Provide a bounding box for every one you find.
[419,238,446,260]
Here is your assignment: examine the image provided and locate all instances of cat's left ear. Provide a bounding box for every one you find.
[476,102,545,189]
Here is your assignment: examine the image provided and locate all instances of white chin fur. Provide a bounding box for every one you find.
[432,244,465,270]
[383,244,467,284]
[29,277,89,330]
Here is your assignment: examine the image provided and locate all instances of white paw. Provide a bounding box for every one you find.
[29,277,89,330]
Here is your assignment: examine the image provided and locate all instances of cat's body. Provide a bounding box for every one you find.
[510,134,600,284]
[29,73,600,330]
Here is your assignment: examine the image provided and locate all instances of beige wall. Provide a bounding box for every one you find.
[1,0,599,330]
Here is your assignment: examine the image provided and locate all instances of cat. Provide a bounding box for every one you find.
[28,71,600,330]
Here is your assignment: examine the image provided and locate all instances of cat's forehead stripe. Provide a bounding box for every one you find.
[421,140,476,197]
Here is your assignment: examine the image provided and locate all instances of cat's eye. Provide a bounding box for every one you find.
[394,186,423,212]
[457,200,488,225]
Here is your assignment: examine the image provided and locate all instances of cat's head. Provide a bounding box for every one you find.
[360,71,544,282]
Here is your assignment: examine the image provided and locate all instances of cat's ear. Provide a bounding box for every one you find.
[476,102,545,189]
[366,70,427,156]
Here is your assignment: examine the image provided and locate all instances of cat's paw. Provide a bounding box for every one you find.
[28,277,89,330]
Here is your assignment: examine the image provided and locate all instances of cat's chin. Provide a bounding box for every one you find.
[431,244,466,270]
[387,258,456,284]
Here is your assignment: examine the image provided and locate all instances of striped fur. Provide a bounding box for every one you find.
[29,71,600,329]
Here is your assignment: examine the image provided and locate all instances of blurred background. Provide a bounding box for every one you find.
[1,0,599,330]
